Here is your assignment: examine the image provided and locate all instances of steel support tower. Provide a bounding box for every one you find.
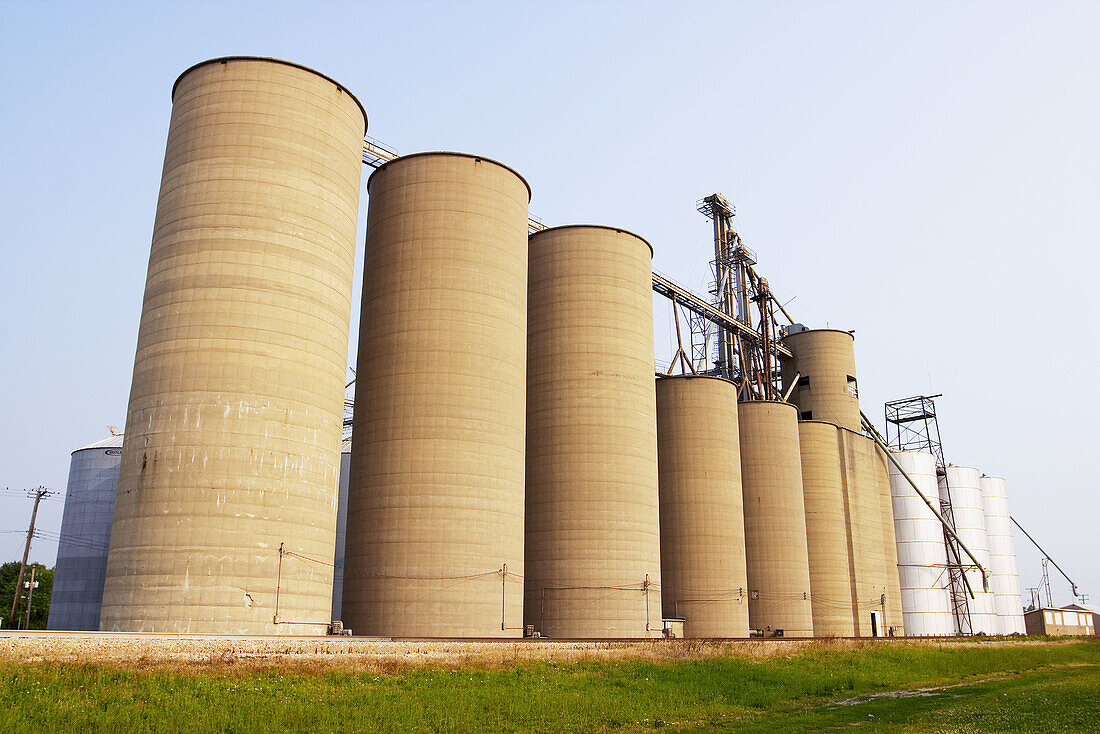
[884,394,973,635]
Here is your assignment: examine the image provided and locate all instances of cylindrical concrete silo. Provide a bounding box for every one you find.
[739,400,813,638]
[525,225,662,638]
[656,375,748,638]
[940,466,998,634]
[330,437,351,623]
[100,57,366,634]
[797,420,855,637]
[343,152,530,637]
[47,435,123,631]
[888,451,954,636]
[870,444,905,635]
[837,428,893,636]
[979,475,1026,634]
[781,329,861,432]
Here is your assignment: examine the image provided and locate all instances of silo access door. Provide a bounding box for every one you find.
[870,611,884,638]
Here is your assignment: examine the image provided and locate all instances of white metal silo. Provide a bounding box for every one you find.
[888,450,954,636]
[331,437,351,623]
[47,434,123,631]
[940,465,999,634]
[979,475,1026,634]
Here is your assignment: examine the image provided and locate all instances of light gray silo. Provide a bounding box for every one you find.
[47,435,123,631]
[331,437,351,623]
[100,57,367,634]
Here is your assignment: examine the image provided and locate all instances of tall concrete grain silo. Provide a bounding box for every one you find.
[739,400,813,638]
[100,57,366,634]
[838,428,901,636]
[797,420,855,637]
[343,152,530,637]
[656,375,748,638]
[888,451,954,636]
[781,329,861,432]
[979,475,1026,634]
[47,435,122,631]
[871,445,905,634]
[525,225,663,638]
[940,466,998,634]
[330,437,351,623]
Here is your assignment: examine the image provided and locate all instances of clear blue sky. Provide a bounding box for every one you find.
[2,1,1096,607]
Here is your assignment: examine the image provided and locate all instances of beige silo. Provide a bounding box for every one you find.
[100,57,366,634]
[738,401,813,638]
[838,428,903,636]
[656,375,748,638]
[782,329,861,432]
[342,152,530,637]
[525,225,663,638]
[870,444,905,634]
[797,420,856,637]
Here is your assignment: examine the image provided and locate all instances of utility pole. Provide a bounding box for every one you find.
[23,565,40,630]
[9,487,51,628]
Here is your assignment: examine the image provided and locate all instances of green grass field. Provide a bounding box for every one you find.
[2,639,1097,733]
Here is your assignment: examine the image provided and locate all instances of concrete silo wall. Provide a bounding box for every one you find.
[797,421,855,637]
[48,439,122,631]
[870,445,905,635]
[525,225,662,638]
[656,375,748,638]
[343,152,530,637]
[838,429,900,636]
[781,329,861,432]
[739,401,813,638]
[101,57,366,634]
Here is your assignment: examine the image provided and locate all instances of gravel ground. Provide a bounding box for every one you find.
[0,632,1046,670]
[0,631,832,668]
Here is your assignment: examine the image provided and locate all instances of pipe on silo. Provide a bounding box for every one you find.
[101,57,366,634]
[342,152,530,637]
[656,375,748,638]
[739,400,813,638]
[525,225,662,638]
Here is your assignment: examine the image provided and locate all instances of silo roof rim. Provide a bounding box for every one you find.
[72,434,125,453]
[529,224,654,257]
[738,399,797,408]
[655,374,738,389]
[783,327,855,341]
[172,56,368,135]
[367,151,532,202]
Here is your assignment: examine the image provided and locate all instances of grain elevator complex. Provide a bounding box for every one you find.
[41,56,1041,638]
